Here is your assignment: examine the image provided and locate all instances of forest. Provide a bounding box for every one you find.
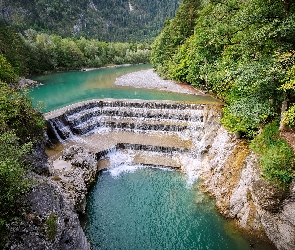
[0,21,151,75]
[0,0,179,42]
[151,0,295,187]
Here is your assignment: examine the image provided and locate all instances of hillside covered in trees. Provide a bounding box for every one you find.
[0,21,151,75]
[151,0,295,187]
[0,0,179,42]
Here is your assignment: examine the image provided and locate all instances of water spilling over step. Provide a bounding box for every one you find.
[45,99,223,182]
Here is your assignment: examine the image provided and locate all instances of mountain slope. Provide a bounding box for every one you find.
[0,0,180,42]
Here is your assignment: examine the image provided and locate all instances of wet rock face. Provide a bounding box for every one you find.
[5,177,90,250]
[200,127,295,250]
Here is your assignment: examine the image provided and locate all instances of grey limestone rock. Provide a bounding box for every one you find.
[200,127,295,250]
[5,175,90,250]
[5,144,98,250]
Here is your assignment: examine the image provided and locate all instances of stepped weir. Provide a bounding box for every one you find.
[45,99,222,182]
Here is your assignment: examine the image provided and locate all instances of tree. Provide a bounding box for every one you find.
[151,0,202,78]
[0,80,45,246]
[0,54,17,83]
[277,51,295,128]
[152,0,295,137]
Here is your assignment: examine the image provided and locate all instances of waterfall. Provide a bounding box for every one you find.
[46,99,222,184]
[47,117,73,142]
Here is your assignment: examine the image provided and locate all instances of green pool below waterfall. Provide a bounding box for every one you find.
[85,165,271,250]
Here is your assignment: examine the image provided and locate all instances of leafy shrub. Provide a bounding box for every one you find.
[0,81,45,246]
[221,95,275,138]
[0,132,32,247]
[251,121,295,188]
[0,81,45,143]
[221,107,259,138]
[0,55,17,83]
[283,104,295,127]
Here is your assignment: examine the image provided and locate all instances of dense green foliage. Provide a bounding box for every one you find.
[21,30,151,73]
[0,21,151,74]
[0,82,45,142]
[0,55,17,83]
[0,22,32,78]
[0,65,46,246]
[152,0,295,138]
[152,0,295,186]
[1,0,179,42]
[251,121,295,187]
[0,131,32,245]
[279,51,295,127]
[151,0,201,78]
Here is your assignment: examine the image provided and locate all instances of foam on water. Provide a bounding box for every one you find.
[108,150,134,166]
[106,151,174,178]
[84,126,111,136]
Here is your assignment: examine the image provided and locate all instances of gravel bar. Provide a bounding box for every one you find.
[115,69,206,95]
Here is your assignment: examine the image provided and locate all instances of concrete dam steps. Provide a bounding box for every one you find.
[45,99,222,170]
[46,99,207,141]
[64,131,192,154]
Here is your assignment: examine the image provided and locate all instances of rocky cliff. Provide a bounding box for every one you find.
[200,126,295,250]
[4,145,97,250]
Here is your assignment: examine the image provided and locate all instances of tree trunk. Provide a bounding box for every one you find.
[282,0,290,14]
[279,99,288,131]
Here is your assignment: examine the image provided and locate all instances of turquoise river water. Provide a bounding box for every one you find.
[30,65,275,249]
[29,64,218,112]
[86,164,273,250]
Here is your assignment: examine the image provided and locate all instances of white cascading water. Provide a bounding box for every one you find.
[46,99,215,186]
[106,150,175,179]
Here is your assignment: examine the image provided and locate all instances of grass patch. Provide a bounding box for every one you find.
[251,120,295,188]
[46,213,58,241]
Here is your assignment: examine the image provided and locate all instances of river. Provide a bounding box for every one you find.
[30,65,275,250]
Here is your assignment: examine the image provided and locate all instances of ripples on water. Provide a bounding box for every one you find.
[86,165,255,250]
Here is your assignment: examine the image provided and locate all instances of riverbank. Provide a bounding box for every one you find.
[115,68,206,95]
[40,63,140,75]
[81,63,133,71]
